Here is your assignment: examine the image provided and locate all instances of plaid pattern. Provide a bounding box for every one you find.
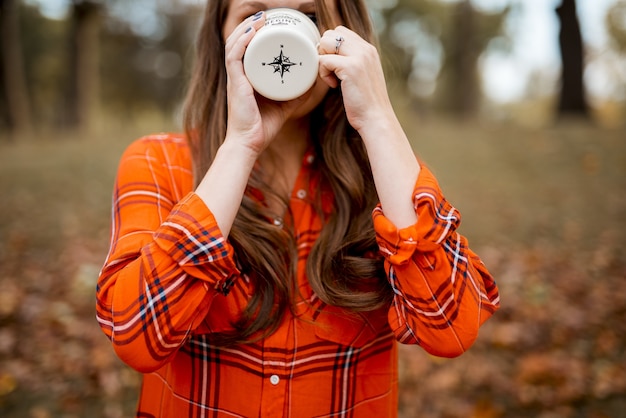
[96,134,499,417]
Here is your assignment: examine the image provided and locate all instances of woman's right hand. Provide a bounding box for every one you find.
[223,12,310,156]
[195,12,309,236]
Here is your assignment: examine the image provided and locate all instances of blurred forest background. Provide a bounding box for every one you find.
[0,0,625,417]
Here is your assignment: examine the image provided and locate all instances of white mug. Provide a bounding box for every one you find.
[243,8,321,101]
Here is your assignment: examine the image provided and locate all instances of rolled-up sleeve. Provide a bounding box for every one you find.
[373,165,500,358]
[153,192,240,295]
[96,136,242,373]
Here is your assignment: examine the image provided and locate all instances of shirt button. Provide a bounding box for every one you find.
[270,375,280,385]
[273,217,283,227]
[296,189,307,199]
[306,155,315,164]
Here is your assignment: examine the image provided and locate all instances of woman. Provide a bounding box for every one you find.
[96,0,500,416]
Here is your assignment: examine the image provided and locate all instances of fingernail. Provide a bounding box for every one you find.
[252,11,263,21]
[245,26,252,33]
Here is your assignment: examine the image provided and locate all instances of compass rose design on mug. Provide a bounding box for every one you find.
[263,45,302,84]
[244,9,321,101]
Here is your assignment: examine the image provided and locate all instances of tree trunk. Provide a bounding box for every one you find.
[448,0,479,119]
[1,0,33,139]
[66,1,101,133]
[556,0,589,117]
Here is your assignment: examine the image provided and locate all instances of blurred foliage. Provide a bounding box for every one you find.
[19,6,69,127]
[99,8,197,119]
[1,1,202,133]
[371,0,510,115]
[606,0,626,53]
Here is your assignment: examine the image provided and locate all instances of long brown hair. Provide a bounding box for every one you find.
[183,0,392,345]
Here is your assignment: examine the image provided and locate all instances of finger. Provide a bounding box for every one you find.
[318,55,343,88]
[318,26,353,56]
[225,13,266,78]
[225,11,265,45]
[318,31,345,56]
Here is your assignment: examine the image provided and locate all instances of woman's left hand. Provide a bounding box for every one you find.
[319,26,421,230]
[318,26,394,134]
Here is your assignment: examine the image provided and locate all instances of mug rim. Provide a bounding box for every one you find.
[262,7,321,43]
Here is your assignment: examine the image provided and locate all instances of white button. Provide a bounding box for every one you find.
[296,189,307,199]
[306,155,315,164]
[273,218,283,227]
[270,375,280,385]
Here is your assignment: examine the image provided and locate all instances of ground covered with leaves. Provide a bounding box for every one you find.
[0,120,624,417]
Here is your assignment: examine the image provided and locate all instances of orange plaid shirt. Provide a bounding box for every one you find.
[96,133,499,417]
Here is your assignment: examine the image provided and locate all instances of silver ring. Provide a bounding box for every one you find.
[335,36,344,54]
